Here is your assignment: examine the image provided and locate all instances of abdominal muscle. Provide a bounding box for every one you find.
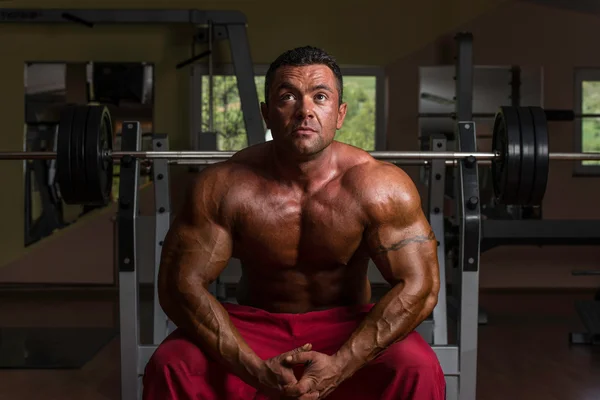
[233,260,373,314]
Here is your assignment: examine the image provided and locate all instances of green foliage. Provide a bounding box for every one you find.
[336,77,376,151]
[201,74,376,151]
[201,76,252,151]
[581,81,600,165]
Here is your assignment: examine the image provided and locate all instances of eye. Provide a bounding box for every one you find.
[315,93,327,101]
[281,93,295,101]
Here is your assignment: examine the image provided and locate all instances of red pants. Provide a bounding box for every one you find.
[143,303,445,399]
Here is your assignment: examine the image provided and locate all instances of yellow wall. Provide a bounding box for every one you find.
[0,0,507,278]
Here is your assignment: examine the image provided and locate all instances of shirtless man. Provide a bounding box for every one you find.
[143,46,445,400]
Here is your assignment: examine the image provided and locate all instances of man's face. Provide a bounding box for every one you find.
[261,64,347,158]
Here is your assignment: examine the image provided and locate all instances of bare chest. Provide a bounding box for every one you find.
[231,186,366,267]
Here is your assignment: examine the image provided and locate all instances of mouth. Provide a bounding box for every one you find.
[292,127,317,134]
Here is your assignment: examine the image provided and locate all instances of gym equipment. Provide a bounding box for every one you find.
[0,7,265,149]
[570,270,600,346]
[115,123,478,400]
[55,104,114,205]
[418,109,600,121]
[427,135,449,347]
[2,105,599,208]
[570,301,600,345]
[151,134,172,345]
[24,125,66,246]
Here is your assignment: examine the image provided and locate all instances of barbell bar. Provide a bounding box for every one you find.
[419,109,600,121]
[1,104,599,207]
[0,150,501,161]
[2,150,598,162]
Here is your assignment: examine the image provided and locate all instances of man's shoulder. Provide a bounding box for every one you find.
[338,145,421,219]
[338,144,413,191]
[187,143,270,199]
[182,145,269,225]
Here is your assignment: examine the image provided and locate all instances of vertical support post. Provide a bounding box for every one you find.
[189,62,203,151]
[455,122,481,400]
[454,32,480,400]
[118,121,142,400]
[152,134,171,345]
[455,32,473,122]
[510,66,521,107]
[207,20,215,134]
[226,23,265,146]
[428,136,448,346]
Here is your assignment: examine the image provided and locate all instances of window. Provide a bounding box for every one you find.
[574,69,600,174]
[190,65,386,152]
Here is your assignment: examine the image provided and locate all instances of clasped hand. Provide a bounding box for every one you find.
[255,343,344,399]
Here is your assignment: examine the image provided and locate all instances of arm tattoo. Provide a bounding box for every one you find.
[374,230,436,254]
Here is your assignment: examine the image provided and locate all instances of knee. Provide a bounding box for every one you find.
[145,329,209,375]
[338,333,445,400]
[382,332,443,373]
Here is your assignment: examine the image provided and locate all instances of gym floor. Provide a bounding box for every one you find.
[0,288,598,400]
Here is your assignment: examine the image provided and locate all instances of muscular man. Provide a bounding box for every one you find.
[143,46,445,400]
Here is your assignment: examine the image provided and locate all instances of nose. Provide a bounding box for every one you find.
[294,96,315,120]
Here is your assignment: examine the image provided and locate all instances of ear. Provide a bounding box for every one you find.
[260,102,270,129]
[336,102,348,130]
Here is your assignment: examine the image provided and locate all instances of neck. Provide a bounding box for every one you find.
[271,142,337,191]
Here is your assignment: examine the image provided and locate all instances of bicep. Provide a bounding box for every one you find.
[158,177,233,298]
[367,211,438,287]
[364,172,439,290]
[159,215,233,288]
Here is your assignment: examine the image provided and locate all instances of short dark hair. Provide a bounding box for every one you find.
[264,46,343,105]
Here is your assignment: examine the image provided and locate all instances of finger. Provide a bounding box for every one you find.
[296,377,317,395]
[282,375,318,397]
[291,343,312,353]
[282,382,307,397]
[284,351,314,365]
[279,369,299,386]
[298,392,320,400]
[280,343,312,364]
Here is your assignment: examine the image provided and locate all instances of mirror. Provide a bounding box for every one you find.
[23,61,155,246]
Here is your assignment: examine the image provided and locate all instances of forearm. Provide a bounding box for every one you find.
[160,283,264,386]
[334,282,437,378]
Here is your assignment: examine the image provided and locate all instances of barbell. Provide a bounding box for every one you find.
[418,109,598,121]
[1,104,599,207]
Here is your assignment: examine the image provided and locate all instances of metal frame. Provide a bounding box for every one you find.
[0,9,247,24]
[117,122,142,400]
[454,33,480,400]
[428,135,449,346]
[2,7,264,151]
[573,68,600,176]
[152,135,171,345]
[23,125,65,246]
[118,128,173,400]
[418,32,480,400]
[481,219,600,250]
[190,64,388,151]
[454,122,481,400]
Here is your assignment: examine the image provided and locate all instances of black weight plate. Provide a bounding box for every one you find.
[529,106,549,205]
[97,106,113,205]
[516,107,536,205]
[70,106,90,204]
[56,106,76,204]
[492,106,522,204]
[491,113,507,202]
[85,105,113,205]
